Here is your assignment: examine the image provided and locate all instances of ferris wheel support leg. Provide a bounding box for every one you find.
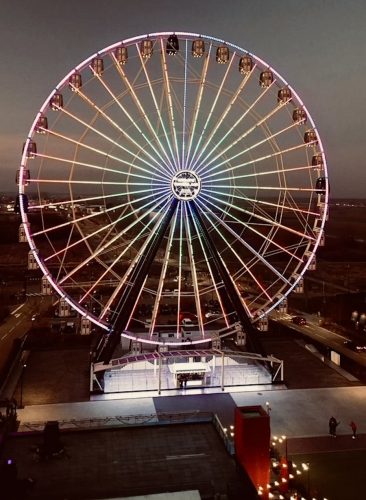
[189,201,266,357]
[95,199,178,364]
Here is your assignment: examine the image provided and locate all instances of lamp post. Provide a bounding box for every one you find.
[19,363,27,409]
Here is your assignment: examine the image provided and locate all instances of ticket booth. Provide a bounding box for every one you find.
[169,362,210,388]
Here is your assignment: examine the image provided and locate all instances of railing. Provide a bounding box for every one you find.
[18,410,214,433]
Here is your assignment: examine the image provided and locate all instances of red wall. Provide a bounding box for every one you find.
[234,405,270,493]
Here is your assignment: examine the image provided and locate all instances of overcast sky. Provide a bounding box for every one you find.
[1,0,365,197]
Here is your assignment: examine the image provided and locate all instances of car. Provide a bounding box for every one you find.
[343,340,366,352]
[205,311,221,319]
[291,316,307,326]
[182,318,194,327]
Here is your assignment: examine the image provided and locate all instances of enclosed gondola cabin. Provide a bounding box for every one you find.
[91,57,104,76]
[277,87,292,104]
[69,72,82,90]
[16,168,30,186]
[315,177,327,195]
[192,38,205,57]
[14,194,28,214]
[259,70,273,87]
[304,129,318,146]
[216,46,229,64]
[50,93,63,110]
[312,153,324,169]
[140,39,153,59]
[22,141,37,159]
[166,34,179,55]
[292,108,307,124]
[238,55,253,74]
[35,115,48,133]
[115,46,128,65]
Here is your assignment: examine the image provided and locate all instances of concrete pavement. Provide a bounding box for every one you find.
[16,385,366,439]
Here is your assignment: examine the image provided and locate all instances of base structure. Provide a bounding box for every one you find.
[91,349,283,394]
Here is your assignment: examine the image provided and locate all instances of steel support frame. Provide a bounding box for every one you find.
[189,201,266,357]
[96,199,178,363]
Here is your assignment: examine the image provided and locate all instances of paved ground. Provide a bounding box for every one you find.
[2,423,255,500]
[3,331,366,499]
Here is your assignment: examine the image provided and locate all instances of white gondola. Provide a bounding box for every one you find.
[18,223,28,243]
[192,38,205,57]
[81,317,92,335]
[140,39,153,59]
[216,46,229,64]
[238,55,253,74]
[28,250,39,270]
[292,108,307,124]
[69,72,82,90]
[259,69,273,87]
[115,46,128,65]
[41,276,52,295]
[59,297,71,317]
[91,57,104,75]
[50,93,63,110]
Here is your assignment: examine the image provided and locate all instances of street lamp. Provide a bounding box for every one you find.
[19,363,27,409]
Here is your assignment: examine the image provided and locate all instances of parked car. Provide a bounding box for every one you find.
[291,316,307,326]
[343,340,366,352]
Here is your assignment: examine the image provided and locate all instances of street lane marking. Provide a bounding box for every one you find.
[11,304,25,315]
[165,453,206,460]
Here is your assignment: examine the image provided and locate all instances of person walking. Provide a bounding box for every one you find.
[349,420,357,439]
[329,416,340,437]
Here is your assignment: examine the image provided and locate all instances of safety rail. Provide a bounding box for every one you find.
[17,410,214,433]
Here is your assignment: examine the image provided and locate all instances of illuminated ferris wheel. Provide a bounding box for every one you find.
[17,32,328,359]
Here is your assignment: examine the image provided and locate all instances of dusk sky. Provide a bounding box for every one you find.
[1,0,365,198]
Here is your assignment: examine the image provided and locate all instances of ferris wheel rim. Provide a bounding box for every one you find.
[18,31,329,344]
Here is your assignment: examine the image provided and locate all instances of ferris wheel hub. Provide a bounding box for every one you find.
[171,170,201,200]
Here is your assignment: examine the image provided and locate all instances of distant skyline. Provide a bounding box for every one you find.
[1,0,366,197]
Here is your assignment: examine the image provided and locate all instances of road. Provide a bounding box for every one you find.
[272,311,366,367]
[0,295,52,372]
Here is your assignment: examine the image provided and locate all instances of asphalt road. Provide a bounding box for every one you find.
[0,296,52,371]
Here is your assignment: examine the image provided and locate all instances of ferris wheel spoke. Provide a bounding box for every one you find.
[200,190,315,244]
[31,191,131,210]
[194,198,274,300]
[44,127,168,181]
[200,116,298,179]
[185,43,212,167]
[101,195,175,317]
[176,203,184,334]
[181,40,188,169]
[187,51,236,169]
[201,142,312,181]
[186,203,230,328]
[56,104,171,178]
[112,52,176,175]
[79,204,172,304]
[197,194,293,285]
[195,81,275,175]
[137,42,178,171]
[57,192,172,284]
[75,78,173,178]
[41,187,171,263]
[206,187,318,218]
[148,207,179,337]
[160,39,180,168]
[35,152,165,183]
[189,63,256,172]
[183,203,205,336]
[198,191,303,263]
[87,68,173,176]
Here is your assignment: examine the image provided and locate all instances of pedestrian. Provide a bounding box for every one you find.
[329,416,340,437]
[349,420,357,439]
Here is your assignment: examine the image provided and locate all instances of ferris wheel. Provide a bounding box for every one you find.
[17,32,329,356]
